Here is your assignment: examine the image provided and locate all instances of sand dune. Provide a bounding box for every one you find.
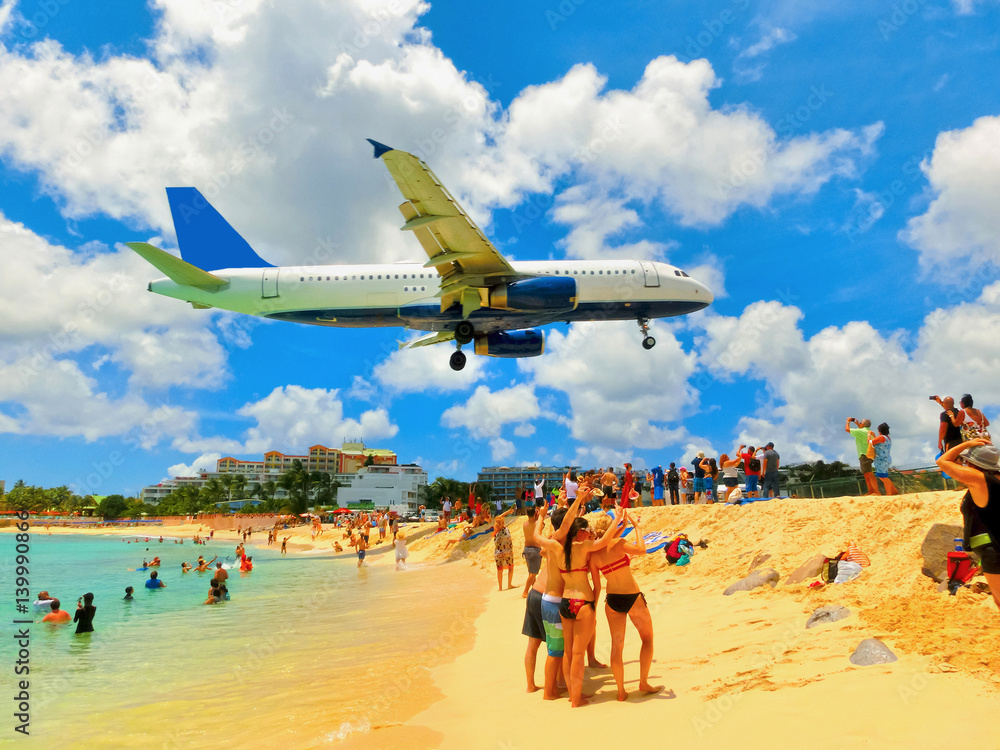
[383,492,1000,749]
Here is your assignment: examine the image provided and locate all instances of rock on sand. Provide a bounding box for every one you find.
[784,553,827,585]
[921,523,963,583]
[724,567,779,595]
[849,638,898,666]
[806,604,851,629]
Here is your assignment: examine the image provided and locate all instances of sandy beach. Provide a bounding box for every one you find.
[352,491,999,749]
[15,493,999,749]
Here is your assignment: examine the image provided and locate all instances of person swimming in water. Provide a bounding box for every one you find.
[181,562,192,572]
[74,593,96,634]
[123,586,134,600]
[194,556,218,572]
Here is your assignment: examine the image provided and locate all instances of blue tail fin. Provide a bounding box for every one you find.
[166,188,273,270]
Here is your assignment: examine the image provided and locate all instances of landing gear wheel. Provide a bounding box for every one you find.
[449,350,467,371]
[637,317,654,349]
[454,321,475,345]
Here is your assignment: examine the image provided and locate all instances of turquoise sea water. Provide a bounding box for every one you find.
[0,531,487,748]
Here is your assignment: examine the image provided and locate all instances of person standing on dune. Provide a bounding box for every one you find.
[846,417,879,495]
[493,508,516,591]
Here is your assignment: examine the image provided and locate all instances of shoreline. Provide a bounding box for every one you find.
[12,492,1000,747]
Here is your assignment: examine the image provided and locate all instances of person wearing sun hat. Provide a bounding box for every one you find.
[937,438,1000,611]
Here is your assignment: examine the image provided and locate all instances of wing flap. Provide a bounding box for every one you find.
[373,143,514,279]
[400,331,456,349]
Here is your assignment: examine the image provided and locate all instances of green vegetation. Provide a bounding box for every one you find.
[0,459,348,518]
[420,477,494,509]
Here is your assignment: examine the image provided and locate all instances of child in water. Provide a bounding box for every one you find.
[394,531,409,570]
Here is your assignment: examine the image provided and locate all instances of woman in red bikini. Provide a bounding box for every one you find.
[592,509,665,700]
[551,503,622,707]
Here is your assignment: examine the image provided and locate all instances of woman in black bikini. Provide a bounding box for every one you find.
[555,506,622,707]
[938,438,1000,611]
[592,510,665,700]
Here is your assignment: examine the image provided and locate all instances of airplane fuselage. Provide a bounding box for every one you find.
[149,258,712,334]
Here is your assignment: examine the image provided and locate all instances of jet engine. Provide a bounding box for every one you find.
[490,277,577,312]
[473,330,545,358]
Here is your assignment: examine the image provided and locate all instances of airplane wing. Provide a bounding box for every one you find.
[368,139,519,318]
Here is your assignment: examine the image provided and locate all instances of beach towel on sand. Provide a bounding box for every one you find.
[833,561,863,583]
[844,541,871,567]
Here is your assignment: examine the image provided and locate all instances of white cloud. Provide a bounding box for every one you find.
[733,27,797,83]
[0,357,197,445]
[521,321,696,449]
[951,0,997,14]
[902,115,1000,274]
[551,185,674,261]
[493,57,881,228]
[441,384,541,439]
[167,453,223,478]
[698,301,808,380]
[686,253,728,300]
[572,445,633,470]
[694,284,1000,466]
[0,18,881,272]
[0,213,232,445]
[0,214,232,388]
[373,340,487,393]
[489,437,516,461]
[513,423,536,438]
[238,385,398,453]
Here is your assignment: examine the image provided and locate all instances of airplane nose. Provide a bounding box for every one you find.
[690,278,714,305]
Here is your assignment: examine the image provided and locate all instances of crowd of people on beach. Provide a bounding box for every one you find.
[334,510,409,569]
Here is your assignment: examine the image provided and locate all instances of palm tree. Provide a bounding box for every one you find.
[219,474,235,502]
[231,474,247,503]
[423,477,470,509]
[201,478,226,508]
[255,480,278,510]
[279,460,312,505]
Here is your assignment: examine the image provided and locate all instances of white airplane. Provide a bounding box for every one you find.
[129,140,713,370]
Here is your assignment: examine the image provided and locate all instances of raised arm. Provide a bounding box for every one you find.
[622,510,647,555]
[937,438,991,507]
[589,507,625,553]
[552,489,589,542]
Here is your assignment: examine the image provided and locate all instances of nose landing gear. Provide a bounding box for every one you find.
[638,317,655,350]
[449,349,467,371]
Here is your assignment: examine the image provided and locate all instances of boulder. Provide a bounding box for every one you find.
[784,553,827,585]
[724,567,780,595]
[849,638,897,666]
[806,604,851,629]
[920,523,963,583]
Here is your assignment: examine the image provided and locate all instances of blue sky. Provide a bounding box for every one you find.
[1,0,999,496]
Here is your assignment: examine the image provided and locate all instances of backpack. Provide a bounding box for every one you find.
[748,457,761,472]
[820,552,844,582]
[667,468,679,484]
